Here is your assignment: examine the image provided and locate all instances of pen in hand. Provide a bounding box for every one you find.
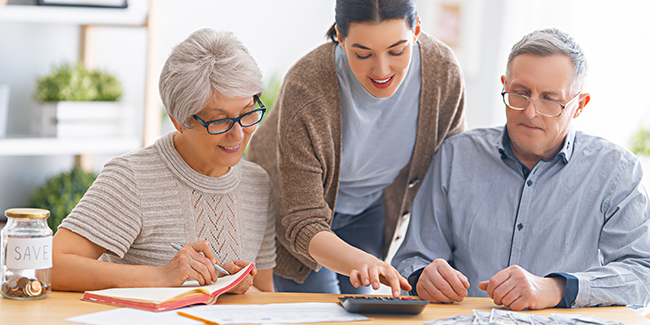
[171,243,231,275]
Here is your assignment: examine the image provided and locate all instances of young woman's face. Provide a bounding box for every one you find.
[338,18,421,98]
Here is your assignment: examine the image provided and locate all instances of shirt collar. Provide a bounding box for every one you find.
[497,124,576,165]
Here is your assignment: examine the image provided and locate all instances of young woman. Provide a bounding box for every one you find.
[52,29,275,293]
[246,0,466,296]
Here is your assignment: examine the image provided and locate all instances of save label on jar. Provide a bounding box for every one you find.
[5,237,53,269]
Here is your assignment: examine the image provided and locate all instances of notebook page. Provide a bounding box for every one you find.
[83,263,252,303]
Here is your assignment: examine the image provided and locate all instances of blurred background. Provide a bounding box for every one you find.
[1,0,649,219]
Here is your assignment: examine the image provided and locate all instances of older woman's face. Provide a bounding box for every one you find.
[173,95,257,178]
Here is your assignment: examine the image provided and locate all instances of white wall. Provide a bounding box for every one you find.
[159,0,336,83]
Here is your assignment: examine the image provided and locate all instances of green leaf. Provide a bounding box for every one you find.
[33,62,122,102]
[28,167,98,233]
[629,128,650,157]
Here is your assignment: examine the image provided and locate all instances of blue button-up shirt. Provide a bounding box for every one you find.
[393,125,650,309]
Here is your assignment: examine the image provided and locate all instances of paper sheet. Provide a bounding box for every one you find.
[82,263,253,303]
[66,302,367,325]
[178,302,369,324]
[66,307,203,325]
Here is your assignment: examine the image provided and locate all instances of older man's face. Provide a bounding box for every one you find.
[503,53,585,163]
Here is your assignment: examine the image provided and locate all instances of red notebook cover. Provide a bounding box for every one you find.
[81,263,254,312]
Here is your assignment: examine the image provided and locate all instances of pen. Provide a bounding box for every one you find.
[171,243,231,275]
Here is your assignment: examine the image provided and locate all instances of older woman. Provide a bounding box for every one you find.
[51,28,275,293]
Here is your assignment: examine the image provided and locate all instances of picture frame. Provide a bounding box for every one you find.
[36,0,128,9]
[419,0,484,78]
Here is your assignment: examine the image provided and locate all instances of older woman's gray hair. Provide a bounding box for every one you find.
[159,28,264,129]
[506,28,587,95]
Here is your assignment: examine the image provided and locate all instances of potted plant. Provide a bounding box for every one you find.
[27,167,97,233]
[259,75,282,116]
[629,127,650,157]
[33,62,131,138]
[628,127,650,189]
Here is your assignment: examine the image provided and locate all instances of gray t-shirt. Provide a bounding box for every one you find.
[335,43,421,215]
[60,131,276,270]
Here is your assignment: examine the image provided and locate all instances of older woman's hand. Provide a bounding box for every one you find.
[158,240,219,286]
[222,260,257,294]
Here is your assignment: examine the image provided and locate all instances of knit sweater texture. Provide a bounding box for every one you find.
[61,131,276,270]
[246,33,466,283]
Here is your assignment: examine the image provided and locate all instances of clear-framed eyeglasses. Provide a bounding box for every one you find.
[501,89,581,117]
[192,95,266,135]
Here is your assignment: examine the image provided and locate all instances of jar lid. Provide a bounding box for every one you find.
[4,208,50,219]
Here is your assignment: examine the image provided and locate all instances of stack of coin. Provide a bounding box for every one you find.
[1,277,50,299]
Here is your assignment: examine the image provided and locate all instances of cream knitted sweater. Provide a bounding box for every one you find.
[61,131,276,270]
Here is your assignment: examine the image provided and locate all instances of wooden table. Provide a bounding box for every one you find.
[1,291,648,324]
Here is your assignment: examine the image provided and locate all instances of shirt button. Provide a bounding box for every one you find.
[517,223,524,231]
[408,178,420,188]
[527,180,532,186]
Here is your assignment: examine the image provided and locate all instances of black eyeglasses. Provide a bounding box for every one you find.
[192,95,266,135]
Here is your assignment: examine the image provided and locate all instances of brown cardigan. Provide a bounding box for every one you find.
[246,33,466,283]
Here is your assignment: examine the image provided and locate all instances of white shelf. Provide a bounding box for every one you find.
[0,136,140,156]
[0,0,160,159]
[0,0,147,25]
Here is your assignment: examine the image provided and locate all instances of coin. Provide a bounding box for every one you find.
[1,282,9,297]
[26,280,42,296]
[17,277,30,297]
[5,278,21,297]
[7,278,18,291]
[17,277,29,289]
[2,277,50,299]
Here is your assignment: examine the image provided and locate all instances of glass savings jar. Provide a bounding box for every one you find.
[1,208,53,300]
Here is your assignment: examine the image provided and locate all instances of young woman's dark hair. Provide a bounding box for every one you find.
[326,0,418,43]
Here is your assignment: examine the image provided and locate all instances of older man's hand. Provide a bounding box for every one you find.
[417,259,470,303]
[478,265,565,310]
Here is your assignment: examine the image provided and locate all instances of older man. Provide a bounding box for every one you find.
[392,28,650,311]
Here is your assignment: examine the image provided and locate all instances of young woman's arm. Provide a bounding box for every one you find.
[252,268,274,292]
[308,231,410,297]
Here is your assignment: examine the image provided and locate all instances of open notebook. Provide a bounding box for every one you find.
[81,263,254,312]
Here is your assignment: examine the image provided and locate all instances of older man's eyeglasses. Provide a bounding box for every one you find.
[192,95,266,135]
[501,91,581,117]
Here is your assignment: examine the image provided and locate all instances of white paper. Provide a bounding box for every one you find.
[83,263,252,303]
[5,237,52,269]
[66,308,203,325]
[179,302,369,324]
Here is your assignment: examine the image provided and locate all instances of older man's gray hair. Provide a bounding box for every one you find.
[506,28,587,95]
[159,28,264,129]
